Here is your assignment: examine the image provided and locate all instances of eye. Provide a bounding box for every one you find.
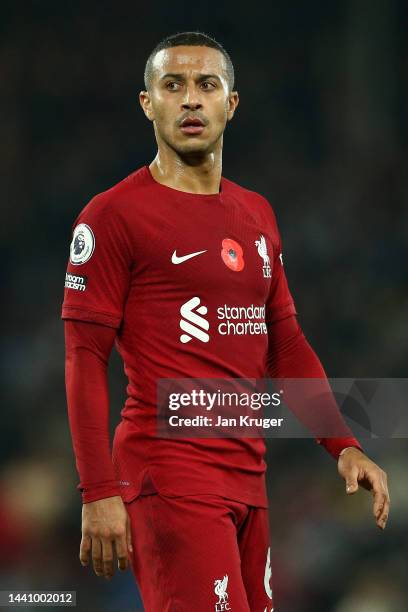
[201,81,216,90]
[166,81,181,91]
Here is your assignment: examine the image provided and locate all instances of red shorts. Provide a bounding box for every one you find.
[126,490,275,612]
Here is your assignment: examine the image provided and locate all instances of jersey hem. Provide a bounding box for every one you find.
[118,468,269,509]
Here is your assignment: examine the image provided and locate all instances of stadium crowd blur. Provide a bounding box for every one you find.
[1,1,407,611]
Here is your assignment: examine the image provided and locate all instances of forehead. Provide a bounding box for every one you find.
[152,45,227,77]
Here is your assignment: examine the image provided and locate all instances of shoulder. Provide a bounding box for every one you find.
[222,175,278,226]
[73,165,150,225]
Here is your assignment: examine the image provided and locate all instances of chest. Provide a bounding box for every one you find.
[130,196,277,304]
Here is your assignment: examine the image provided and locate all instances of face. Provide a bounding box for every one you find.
[140,45,239,156]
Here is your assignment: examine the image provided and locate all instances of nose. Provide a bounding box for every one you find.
[181,84,203,111]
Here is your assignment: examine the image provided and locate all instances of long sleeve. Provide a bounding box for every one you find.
[265,315,363,459]
[64,318,121,503]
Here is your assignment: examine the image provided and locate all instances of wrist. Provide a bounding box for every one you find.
[79,481,122,504]
[317,437,364,461]
[338,446,363,459]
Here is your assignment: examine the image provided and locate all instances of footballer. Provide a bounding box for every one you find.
[62,31,390,611]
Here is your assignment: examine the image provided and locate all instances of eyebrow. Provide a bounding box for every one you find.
[160,73,222,82]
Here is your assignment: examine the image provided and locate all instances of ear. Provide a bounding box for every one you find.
[139,90,154,121]
[226,90,239,122]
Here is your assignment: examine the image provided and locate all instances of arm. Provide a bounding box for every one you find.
[266,314,390,529]
[265,314,363,458]
[64,319,133,577]
[61,193,135,576]
[64,318,119,503]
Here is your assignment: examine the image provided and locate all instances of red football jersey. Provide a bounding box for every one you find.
[61,165,297,507]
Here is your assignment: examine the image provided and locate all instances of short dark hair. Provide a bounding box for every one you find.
[144,31,235,92]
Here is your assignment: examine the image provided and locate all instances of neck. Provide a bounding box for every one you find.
[149,144,222,195]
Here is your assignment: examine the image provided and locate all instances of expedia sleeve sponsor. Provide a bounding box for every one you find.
[65,272,88,292]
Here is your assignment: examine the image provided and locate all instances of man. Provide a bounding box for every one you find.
[62,31,390,611]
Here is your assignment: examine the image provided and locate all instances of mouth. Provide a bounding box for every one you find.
[179,116,206,135]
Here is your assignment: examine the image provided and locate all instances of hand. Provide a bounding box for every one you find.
[79,495,133,579]
[338,447,390,530]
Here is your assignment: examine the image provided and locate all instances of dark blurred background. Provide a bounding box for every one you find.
[1,1,407,610]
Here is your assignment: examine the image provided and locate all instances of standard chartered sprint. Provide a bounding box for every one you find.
[217,304,267,335]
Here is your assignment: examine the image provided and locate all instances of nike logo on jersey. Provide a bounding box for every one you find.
[171,249,207,264]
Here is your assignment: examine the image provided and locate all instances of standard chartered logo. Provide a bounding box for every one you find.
[179,299,267,343]
[217,304,267,335]
[180,297,210,343]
